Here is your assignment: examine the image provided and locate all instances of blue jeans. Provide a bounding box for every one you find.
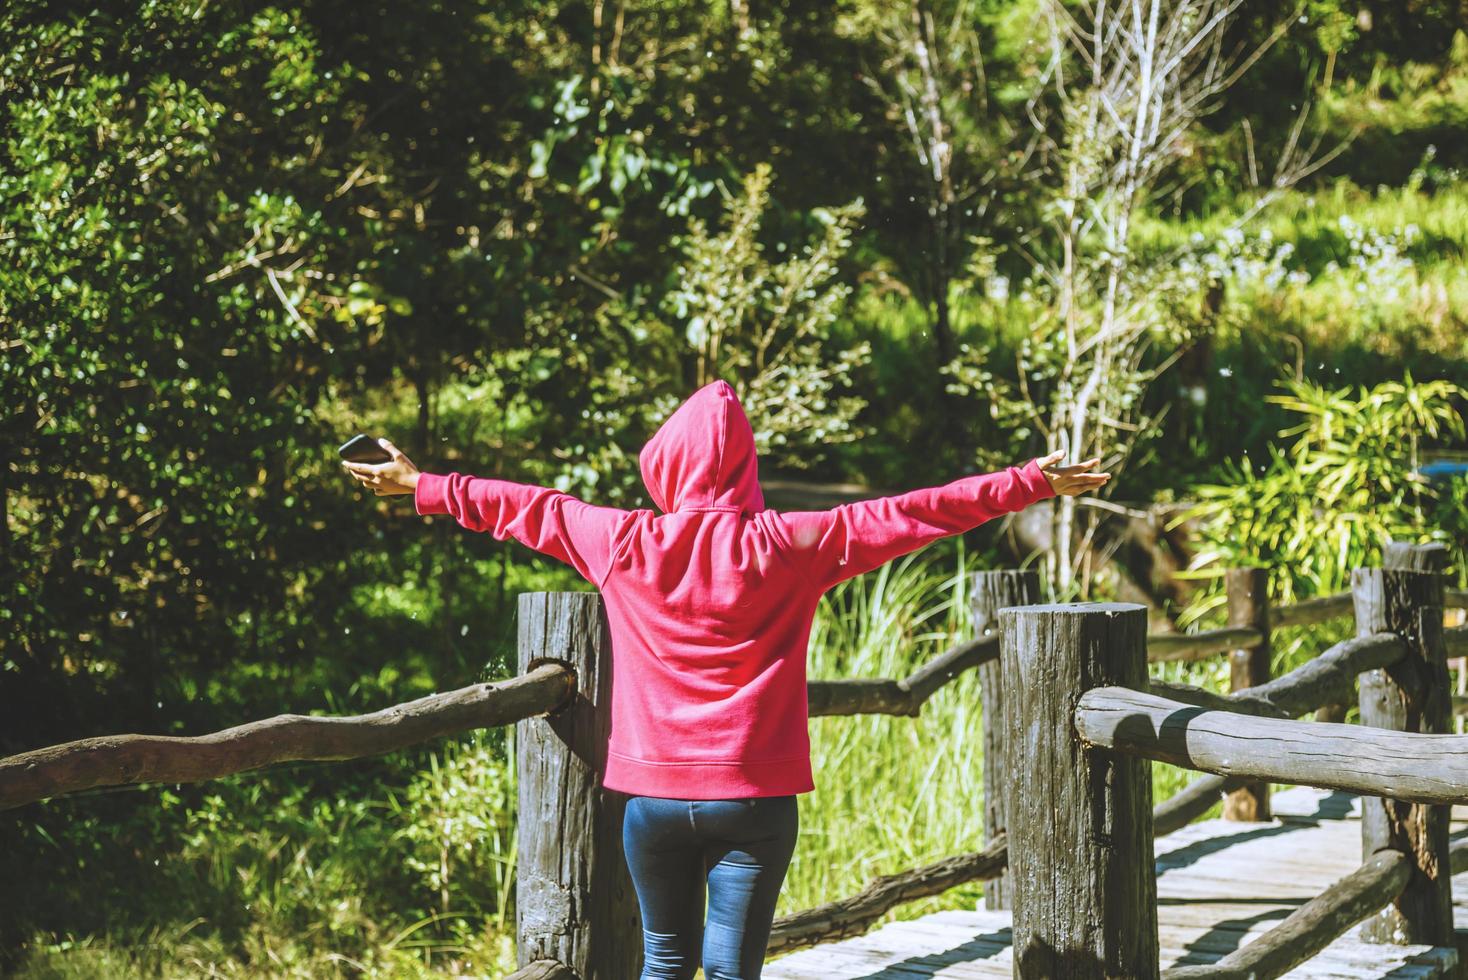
[621,794,800,979]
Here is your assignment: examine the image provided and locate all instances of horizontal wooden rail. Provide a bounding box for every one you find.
[1166,586,1460,640]
[771,767,1251,955]
[1162,849,1411,979]
[1150,592,1462,663]
[1271,592,1353,629]
[1228,632,1404,717]
[504,961,576,980]
[0,629,996,812]
[3,630,1004,809]
[805,678,915,717]
[1150,633,1402,722]
[808,608,1444,716]
[807,634,998,717]
[767,835,1009,955]
[0,663,576,812]
[1076,686,1468,806]
[901,634,1000,706]
[1447,623,1467,657]
[1146,627,1263,663]
[1149,679,1286,718]
[1152,773,1248,837]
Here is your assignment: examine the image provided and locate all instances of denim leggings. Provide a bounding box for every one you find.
[621,794,800,980]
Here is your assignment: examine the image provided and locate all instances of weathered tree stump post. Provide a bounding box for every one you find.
[970,568,1040,911]
[1354,541,1453,948]
[1001,602,1158,979]
[1224,567,1272,821]
[514,592,641,979]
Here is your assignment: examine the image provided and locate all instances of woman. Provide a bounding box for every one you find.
[343,379,1108,979]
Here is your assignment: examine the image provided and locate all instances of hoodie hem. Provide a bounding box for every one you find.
[602,751,815,799]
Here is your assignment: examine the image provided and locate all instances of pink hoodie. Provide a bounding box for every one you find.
[414,379,1056,799]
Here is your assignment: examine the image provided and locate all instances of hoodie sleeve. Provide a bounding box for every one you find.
[414,472,632,588]
[770,458,1056,592]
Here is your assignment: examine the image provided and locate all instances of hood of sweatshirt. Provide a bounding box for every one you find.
[638,379,766,515]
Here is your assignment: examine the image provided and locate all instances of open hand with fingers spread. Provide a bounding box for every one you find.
[341,438,420,496]
[1034,449,1110,497]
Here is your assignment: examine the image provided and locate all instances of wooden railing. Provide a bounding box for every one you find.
[3,543,1465,978]
[0,663,575,811]
[1033,541,1465,979]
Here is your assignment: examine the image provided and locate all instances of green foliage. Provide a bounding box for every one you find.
[389,733,517,933]
[1171,374,1468,630]
[6,745,519,978]
[0,0,385,758]
[6,0,1468,973]
[1135,181,1468,363]
[661,163,873,465]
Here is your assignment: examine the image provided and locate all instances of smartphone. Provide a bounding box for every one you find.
[338,433,392,464]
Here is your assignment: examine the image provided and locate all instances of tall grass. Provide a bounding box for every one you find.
[781,542,990,918]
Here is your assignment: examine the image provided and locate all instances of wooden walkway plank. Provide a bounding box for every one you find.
[765,789,1461,979]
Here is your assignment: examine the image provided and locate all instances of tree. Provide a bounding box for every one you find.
[846,0,1039,379]
[946,0,1351,594]
[659,164,873,466]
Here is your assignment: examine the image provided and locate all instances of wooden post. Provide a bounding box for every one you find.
[515,592,641,978]
[1001,602,1158,979]
[1354,541,1453,948]
[970,568,1039,911]
[1224,567,1272,821]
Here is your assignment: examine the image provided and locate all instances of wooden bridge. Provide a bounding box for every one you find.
[4,539,1468,979]
[765,788,1467,977]
[758,542,1468,980]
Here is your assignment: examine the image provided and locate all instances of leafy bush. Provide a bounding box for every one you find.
[1170,373,1468,671]
[6,746,519,979]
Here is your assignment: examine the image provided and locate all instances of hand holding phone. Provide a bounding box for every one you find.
[339,435,420,496]
[338,433,393,463]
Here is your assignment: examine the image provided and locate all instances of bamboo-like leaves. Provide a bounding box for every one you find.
[1170,375,1466,632]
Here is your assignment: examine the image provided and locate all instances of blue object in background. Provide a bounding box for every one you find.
[1417,461,1468,483]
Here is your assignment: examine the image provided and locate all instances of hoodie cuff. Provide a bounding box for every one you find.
[414,472,452,516]
[1017,457,1057,502]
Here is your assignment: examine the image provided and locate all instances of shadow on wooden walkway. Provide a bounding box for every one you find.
[765,788,1464,979]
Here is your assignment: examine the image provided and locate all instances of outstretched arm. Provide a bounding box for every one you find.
[769,451,1109,592]
[343,439,632,588]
